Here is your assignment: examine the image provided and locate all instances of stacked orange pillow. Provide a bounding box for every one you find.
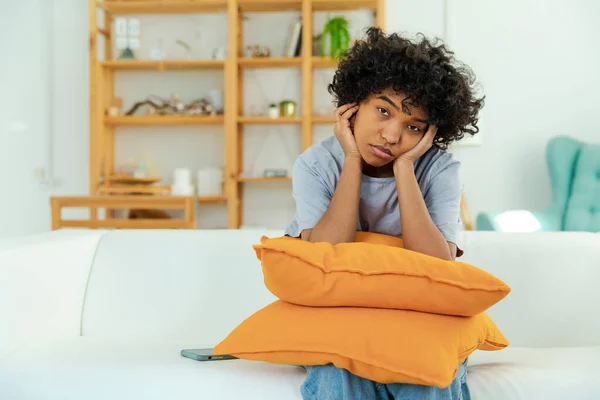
[215,232,510,388]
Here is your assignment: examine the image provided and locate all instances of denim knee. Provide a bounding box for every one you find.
[301,364,379,400]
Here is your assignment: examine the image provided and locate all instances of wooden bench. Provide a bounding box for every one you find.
[50,195,196,230]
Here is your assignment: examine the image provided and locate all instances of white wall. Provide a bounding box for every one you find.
[0,0,88,237]
[447,0,600,218]
[1,0,599,236]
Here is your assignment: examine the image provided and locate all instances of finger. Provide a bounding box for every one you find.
[426,125,438,137]
[335,103,357,118]
[334,104,351,117]
[423,125,437,142]
[339,105,359,121]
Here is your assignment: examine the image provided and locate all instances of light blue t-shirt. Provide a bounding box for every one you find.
[285,135,464,253]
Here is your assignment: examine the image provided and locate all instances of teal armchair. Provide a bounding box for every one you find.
[477,136,600,232]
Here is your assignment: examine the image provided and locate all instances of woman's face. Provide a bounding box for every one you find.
[352,88,429,168]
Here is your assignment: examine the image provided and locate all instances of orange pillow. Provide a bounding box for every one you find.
[253,233,510,317]
[214,300,508,388]
[354,230,405,247]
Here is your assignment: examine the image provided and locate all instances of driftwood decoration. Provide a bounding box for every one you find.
[124,94,217,116]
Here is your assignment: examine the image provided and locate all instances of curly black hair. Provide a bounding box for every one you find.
[328,27,484,150]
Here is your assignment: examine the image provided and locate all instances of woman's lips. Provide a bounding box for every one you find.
[370,145,393,159]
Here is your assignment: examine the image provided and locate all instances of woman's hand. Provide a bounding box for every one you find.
[394,125,437,171]
[334,103,360,157]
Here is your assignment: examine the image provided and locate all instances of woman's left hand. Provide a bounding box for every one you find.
[394,125,438,168]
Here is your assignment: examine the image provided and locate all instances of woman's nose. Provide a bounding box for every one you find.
[381,129,402,145]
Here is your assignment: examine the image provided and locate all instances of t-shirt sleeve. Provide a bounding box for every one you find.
[284,154,333,237]
[424,159,464,256]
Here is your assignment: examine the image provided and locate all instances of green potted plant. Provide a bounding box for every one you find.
[321,16,351,59]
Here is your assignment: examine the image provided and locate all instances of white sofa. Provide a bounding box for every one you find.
[1,229,599,399]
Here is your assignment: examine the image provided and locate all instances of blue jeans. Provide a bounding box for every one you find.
[301,359,470,400]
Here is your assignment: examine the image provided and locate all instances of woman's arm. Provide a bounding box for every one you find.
[393,126,458,260]
[394,158,454,260]
[303,103,362,244]
[303,154,362,244]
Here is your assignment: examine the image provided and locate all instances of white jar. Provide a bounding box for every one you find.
[171,183,195,196]
[197,167,223,196]
[173,168,191,186]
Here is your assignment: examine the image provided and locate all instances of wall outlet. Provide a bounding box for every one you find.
[33,167,46,180]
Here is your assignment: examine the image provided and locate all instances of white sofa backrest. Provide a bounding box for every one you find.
[4,229,599,356]
[460,231,600,348]
[0,230,105,358]
[81,230,283,347]
[81,230,600,348]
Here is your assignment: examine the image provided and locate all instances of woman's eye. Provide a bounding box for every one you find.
[407,125,421,132]
[377,107,389,116]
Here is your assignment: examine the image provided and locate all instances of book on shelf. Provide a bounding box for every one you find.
[285,21,302,57]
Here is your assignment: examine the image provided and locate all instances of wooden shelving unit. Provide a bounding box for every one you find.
[98,1,228,14]
[228,0,384,228]
[236,176,293,183]
[198,195,228,205]
[105,115,225,126]
[101,59,225,70]
[52,0,384,231]
[97,185,171,195]
[238,57,302,68]
[237,116,302,124]
[312,56,338,69]
[312,115,336,124]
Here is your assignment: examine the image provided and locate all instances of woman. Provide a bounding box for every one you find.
[284,27,484,399]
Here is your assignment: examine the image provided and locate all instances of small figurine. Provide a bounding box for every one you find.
[246,44,271,58]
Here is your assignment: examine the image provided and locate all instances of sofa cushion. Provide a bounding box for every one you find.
[468,346,600,399]
[0,338,305,400]
[2,339,597,399]
[254,233,510,316]
[215,300,508,388]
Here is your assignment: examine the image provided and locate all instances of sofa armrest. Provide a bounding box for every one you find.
[476,208,562,232]
[0,230,105,358]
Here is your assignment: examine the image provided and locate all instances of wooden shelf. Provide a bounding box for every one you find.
[98,0,227,15]
[101,60,225,71]
[97,0,376,15]
[312,0,378,11]
[239,57,302,69]
[312,115,335,124]
[97,184,172,195]
[238,116,301,124]
[312,56,338,69]
[105,115,225,126]
[97,185,226,205]
[198,195,227,205]
[238,0,302,12]
[236,176,292,183]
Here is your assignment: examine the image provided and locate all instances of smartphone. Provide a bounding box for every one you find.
[180,348,237,361]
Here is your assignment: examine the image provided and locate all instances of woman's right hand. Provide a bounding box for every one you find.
[333,103,360,157]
